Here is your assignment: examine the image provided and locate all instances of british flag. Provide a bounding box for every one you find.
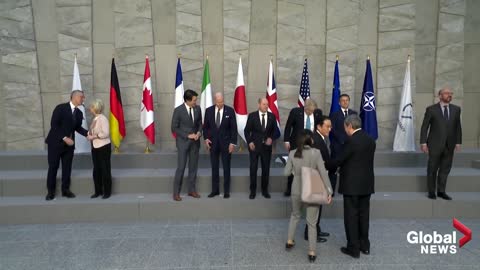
[298,58,310,107]
[266,59,281,139]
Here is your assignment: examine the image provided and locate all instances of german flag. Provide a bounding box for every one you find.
[109,58,126,149]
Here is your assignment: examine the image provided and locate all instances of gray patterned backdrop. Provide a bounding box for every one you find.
[0,0,479,151]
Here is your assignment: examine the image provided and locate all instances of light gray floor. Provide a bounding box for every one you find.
[0,218,479,270]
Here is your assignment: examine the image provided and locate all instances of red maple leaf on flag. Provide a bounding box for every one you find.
[142,88,154,111]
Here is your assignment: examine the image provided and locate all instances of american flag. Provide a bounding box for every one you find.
[298,58,310,107]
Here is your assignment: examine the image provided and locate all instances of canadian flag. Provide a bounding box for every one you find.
[234,57,247,143]
[140,55,155,144]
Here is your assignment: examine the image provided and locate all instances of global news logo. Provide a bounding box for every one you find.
[407,218,472,254]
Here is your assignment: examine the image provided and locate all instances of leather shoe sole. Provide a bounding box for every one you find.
[360,249,370,255]
[188,192,201,198]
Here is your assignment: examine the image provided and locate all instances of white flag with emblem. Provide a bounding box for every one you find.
[393,56,415,152]
[72,54,90,153]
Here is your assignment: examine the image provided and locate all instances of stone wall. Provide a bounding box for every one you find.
[0,0,478,151]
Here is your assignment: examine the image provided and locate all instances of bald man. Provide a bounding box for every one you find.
[203,92,237,198]
[244,98,276,199]
[420,87,462,200]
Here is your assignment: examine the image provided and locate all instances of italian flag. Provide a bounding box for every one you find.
[200,58,212,123]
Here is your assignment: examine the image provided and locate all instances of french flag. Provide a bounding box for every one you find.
[172,57,184,138]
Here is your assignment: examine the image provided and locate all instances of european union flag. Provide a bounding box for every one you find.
[329,59,341,117]
[359,59,378,140]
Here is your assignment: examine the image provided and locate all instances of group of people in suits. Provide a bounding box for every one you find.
[171,89,278,201]
[282,95,376,262]
[44,86,462,263]
[45,90,112,201]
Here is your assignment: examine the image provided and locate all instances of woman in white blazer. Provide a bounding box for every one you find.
[87,99,112,199]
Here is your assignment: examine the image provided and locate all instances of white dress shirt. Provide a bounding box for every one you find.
[185,103,194,122]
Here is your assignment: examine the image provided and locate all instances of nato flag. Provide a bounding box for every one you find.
[359,59,378,140]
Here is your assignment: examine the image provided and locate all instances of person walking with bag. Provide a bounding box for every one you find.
[284,129,333,263]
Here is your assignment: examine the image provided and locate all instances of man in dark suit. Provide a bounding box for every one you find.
[171,89,203,201]
[283,99,323,196]
[420,87,462,200]
[329,94,357,195]
[203,92,237,199]
[244,98,276,199]
[45,90,89,201]
[335,114,375,259]
[304,115,336,243]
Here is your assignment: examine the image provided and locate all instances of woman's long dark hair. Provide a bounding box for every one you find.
[294,129,314,158]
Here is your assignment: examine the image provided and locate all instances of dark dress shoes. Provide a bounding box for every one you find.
[317,237,327,243]
[308,254,316,263]
[249,193,256,199]
[208,192,219,198]
[437,192,452,200]
[62,190,76,198]
[262,192,271,199]
[285,241,295,250]
[173,194,182,201]
[45,193,55,201]
[102,194,111,199]
[318,231,330,237]
[427,192,437,199]
[283,191,291,197]
[340,247,360,258]
[223,193,230,199]
[90,193,101,199]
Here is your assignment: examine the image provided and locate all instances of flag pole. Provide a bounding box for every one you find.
[407,54,410,62]
[336,55,339,61]
[367,55,370,60]
[144,141,151,154]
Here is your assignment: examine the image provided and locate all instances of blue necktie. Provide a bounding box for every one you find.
[306,116,311,130]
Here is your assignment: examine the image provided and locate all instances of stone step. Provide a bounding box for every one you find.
[1,150,479,170]
[0,192,478,224]
[473,160,480,169]
[1,167,479,196]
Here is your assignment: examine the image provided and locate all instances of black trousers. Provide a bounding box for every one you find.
[343,194,371,253]
[47,143,74,193]
[210,147,232,194]
[427,147,454,193]
[91,143,112,196]
[249,148,271,194]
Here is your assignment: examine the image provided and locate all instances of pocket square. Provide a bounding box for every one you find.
[225,115,230,118]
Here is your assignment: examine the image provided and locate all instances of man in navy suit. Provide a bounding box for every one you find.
[334,115,376,259]
[244,98,276,199]
[283,99,323,196]
[203,92,237,199]
[329,94,357,194]
[304,115,336,242]
[45,90,89,201]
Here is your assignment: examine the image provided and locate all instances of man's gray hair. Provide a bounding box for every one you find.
[344,114,362,130]
[71,90,84,99]
[304,98,317,110]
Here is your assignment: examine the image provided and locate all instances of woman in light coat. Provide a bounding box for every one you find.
[87,99,112,199]
[284,129,333,263]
